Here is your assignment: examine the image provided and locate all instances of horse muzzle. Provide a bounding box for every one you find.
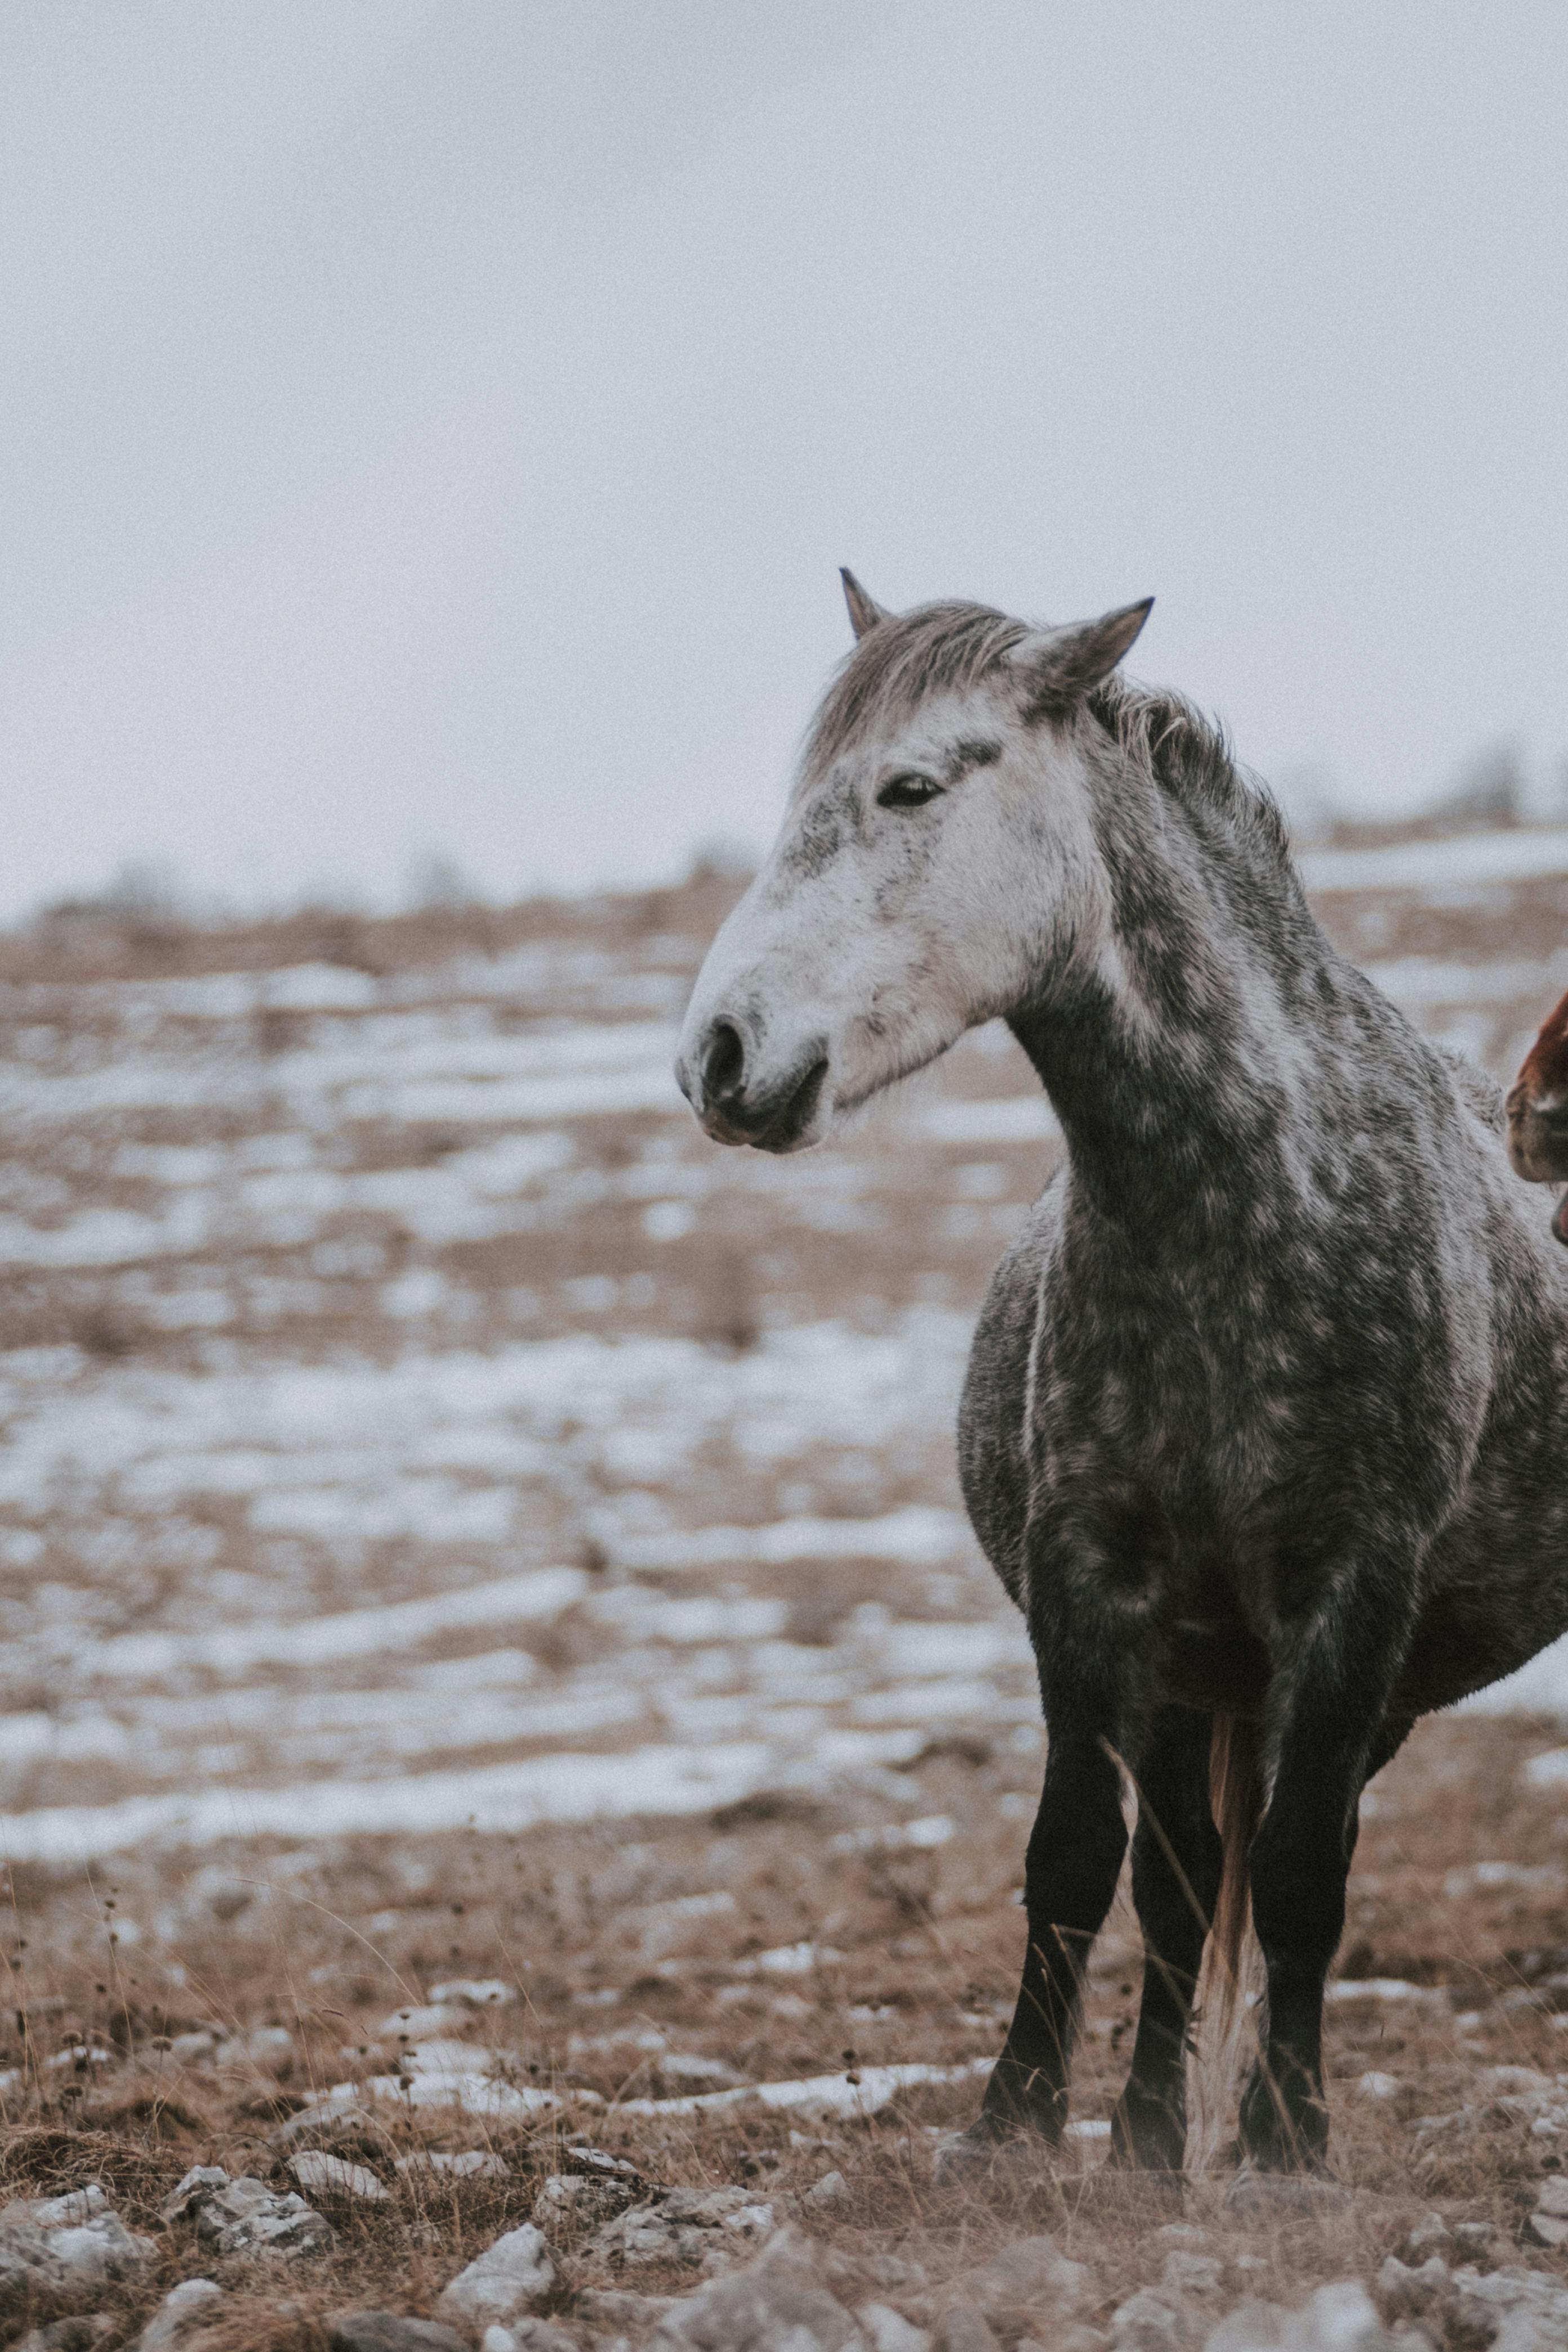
[676,1019,832,1152]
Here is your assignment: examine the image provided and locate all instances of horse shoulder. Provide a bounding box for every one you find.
[957,1166,1067,1603]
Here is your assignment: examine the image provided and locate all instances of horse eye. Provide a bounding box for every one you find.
[876,773,943,810]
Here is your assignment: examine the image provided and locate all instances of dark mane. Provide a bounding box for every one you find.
[1088,672,1293,870]
[804,599,1291,869]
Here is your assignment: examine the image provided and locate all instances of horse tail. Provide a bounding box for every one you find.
[1206,1710,1264,2045]
[1187,1712,1266,2168]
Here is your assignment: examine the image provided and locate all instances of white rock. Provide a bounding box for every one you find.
[397,2149,509,2180]
[558,2144,640,2178]
[1477,2066,1555,2098]
[1108,2293,1182,2352]
[1356,2071,1400,2100]
[161,2166,230,2222]
[858,2304,933,2352]
[270,2101,386,2153]
[577,2288,680,2333]
[732,1941,845,1976]
[805,2169,848,2210]
[164,2168,333,2258]
[12,2320,114,2352]
[959,2235,1091,2320]
[1378,2253,1451,2320]
[13,2186,112,2228]
[1401,2214,1454,2263]
[166,2030,219,2066]
[1202,2300,1293,2351]
[587,2186,777,2271]
[1295,2281,1388,2350]
[1162,2251,1223,2301]
[437,2224,556,2324]
[532,2171,634,2227]
[647,2225,862,2349]
[213,2025,295,2075]
[0,2182,155,2291]
[138,2278,224,2350]
[287,2150,390,2202]
[479,2323,580,2352]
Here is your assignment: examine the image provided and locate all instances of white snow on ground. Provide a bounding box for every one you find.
[0,1729,932,1864]
[0,1015,681,1133]
[1363,953,1568,1008]
[616,2056,993,2121]
[614,1507,970,1572]
[917,1099,1059,1144]
[65,1566,591,1681]
[1299,827,1568,895]
[0,1315,973,1539]
[0,856,1564,1870]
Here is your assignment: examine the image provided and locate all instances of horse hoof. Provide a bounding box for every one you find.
[1223,2166,1349,2216]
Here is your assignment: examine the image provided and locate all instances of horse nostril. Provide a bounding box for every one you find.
[703,1020,747,1103]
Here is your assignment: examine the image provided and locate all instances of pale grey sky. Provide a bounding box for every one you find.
[2,1,1566,914]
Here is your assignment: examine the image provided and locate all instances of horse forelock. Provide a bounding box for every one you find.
[801,602,1030,777]
[799,599,1292,872]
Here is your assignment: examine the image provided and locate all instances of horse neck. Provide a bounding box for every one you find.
[1005,769,1331,1245]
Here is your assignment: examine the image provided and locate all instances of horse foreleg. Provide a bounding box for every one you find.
[1110,1705,1223,2173]
[972,1709,1129,2144]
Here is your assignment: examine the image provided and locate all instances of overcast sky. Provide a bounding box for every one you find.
[2,1,1566,915]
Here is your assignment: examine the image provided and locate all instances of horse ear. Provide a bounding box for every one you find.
[1012,598,1153,719]
[840,568,889,642]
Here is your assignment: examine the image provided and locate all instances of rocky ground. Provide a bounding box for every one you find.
[7,845,1568,2343]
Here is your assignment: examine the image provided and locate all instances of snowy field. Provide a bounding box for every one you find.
[3,836,1568,1878]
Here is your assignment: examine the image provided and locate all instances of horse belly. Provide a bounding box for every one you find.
[1162,1605,1272,1717]
[958,1182,1065,1606]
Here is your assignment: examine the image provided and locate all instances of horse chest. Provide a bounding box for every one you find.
[1031,1286,1303,1503]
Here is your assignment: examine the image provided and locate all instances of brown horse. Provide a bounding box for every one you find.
[1508,988,1568,1239]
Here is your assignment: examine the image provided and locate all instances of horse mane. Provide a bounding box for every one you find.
[804,602,1031,773]
[804,599,1293,870]
[1088,672,1294,871]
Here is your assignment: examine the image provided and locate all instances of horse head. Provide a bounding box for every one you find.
[1508,987,1568,1236]
[675,573,1151,1151]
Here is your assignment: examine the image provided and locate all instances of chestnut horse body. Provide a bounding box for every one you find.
[678,580,1568,2185]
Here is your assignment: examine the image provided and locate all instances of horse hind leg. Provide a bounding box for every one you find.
[1237,1606,1415,2176]
[1109,1706,1228,2173]
[1241,1703,1420,2173]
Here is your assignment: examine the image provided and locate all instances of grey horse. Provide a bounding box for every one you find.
[676,575,1568,2181]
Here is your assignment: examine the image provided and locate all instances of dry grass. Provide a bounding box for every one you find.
[2,863,1568,2341]
[6,1709,1568,2340]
